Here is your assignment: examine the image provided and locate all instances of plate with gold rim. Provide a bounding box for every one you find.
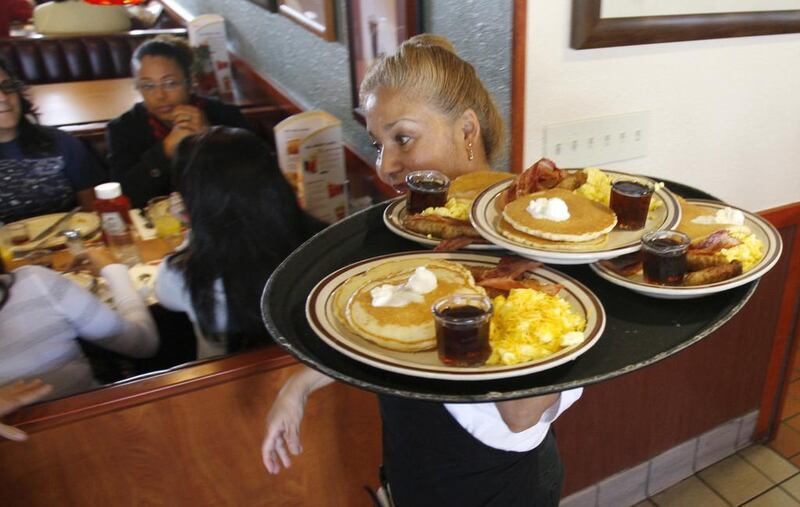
[470,171,681,265]
[589,199,782,299]
[305,251,606,381]
[383,197,501,250]
[3,212,100,253]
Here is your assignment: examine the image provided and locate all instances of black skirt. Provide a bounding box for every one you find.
[379,395,564,507]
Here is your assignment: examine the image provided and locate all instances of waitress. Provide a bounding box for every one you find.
[106,35,250,208]
[262,35,581,507]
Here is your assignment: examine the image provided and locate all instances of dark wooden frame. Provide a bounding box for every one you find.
[278,0,337,42]
[346,0,421,124]
[571,0,800,49]
[246,0,277,13]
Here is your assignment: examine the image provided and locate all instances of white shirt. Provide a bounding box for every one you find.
[154,260,228,359]
[0,264,158,399]
[445,387,582,452]
[33,0,131,35]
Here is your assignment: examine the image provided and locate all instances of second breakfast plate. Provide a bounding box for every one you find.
[470,171,681,264]
[3,212,100,253]
[383,197,499,250]
[306,251,606,381]
[589,199,782,299]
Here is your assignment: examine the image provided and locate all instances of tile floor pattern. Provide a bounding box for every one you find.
[631,350,800,506]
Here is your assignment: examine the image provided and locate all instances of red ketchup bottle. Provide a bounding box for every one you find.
[93,183,140,266]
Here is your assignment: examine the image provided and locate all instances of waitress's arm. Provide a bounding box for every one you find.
[495,394,560,433]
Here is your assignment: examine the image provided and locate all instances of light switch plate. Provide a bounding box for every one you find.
[544,111,650,167]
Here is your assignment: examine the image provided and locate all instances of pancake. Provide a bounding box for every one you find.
[675,197,728,240]
[502,188,617,242]
[497,217,609,250]
[448,171,515,201]
[336,259,485,352]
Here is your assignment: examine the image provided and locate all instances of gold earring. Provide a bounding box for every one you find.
[467,141,474,162]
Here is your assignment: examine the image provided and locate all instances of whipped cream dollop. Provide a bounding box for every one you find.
[371,266,438,307]
[691,207,745,226]
[526,197,570,222]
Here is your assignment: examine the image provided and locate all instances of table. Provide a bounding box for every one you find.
[28,75,273,128]
[262,183,757,402]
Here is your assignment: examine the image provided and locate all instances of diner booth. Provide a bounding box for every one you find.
[1,1,800,506]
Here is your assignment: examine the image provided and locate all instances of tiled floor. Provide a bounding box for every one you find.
[634,349,800,506]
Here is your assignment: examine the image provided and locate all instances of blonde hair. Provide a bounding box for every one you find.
[359,34,504,163]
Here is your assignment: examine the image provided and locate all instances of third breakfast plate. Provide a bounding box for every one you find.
[470,171,681,264]
[589,199,782,299]
[306,251,606,381]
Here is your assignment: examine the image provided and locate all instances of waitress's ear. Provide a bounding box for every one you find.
[457,108,482,147]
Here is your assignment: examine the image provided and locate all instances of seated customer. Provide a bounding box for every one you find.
[0,248,158,400]
[0,58,104,223]
[107,36,250,208]
[155,127,323,359]
[33,0,130,35]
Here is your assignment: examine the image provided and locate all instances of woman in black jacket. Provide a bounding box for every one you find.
[106,35,250,208]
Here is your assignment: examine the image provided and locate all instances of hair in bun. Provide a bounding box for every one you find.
[360,33,504,163]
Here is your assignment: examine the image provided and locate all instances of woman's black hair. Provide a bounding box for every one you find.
[0,58,55,156]
[132,35,193,81]
[170,127,322,352]
[0,272,14,313]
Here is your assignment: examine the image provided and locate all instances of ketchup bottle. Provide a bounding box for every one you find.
[94,182,140,266]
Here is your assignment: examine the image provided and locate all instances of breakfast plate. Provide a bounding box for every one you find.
[589,199,782,299]
[306,251,606,381]
[383,197,500,250]
[2,212,100,253]
[470,171,681,264]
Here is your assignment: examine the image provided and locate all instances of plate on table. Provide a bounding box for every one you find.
[306,251,606,381]
[470,171,681,264]
[383,197,501,250]
[590,199,782,299]
[3,212,100,253]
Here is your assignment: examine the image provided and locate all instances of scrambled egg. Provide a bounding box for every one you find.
[720,227,765,272]
[487,289,586,366]
[574,167,663,212]
[421,198,471,221]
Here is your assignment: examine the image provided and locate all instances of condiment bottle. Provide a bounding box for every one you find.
[94,182,140,266]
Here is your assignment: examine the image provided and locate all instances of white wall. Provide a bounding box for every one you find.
[524,1,800,211]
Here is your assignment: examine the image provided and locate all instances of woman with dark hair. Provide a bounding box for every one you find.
[154,126,323,358]
[107,35,250,208]
[0,58,104,223]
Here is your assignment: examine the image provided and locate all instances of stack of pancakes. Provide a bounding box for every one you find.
[333,258,486,351]
[499,188,617,249]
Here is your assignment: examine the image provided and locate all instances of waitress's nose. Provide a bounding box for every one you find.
[376,146,406,189]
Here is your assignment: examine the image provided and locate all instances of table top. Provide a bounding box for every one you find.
[262,183,757,402]
[29,76,272,128]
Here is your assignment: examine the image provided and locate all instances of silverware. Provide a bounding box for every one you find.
[29,206,81,243]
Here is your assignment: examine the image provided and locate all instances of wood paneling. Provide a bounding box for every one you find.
[0,364,382,507]
[511,0,527,174]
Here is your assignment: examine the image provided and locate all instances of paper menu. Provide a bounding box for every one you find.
[188,14,233,96]
[274,111,348,224]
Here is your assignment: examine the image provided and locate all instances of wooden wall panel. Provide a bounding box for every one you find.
[0,365,382,507]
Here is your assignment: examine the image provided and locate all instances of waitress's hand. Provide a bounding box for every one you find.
[262,382,306,474]
[0,379,53,441]
[261,368,334,474]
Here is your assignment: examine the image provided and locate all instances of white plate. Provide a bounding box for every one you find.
[306,251,606,381]
[590,199,783,299]
[3,212,100,253]
[383,197,501,250]
[470,171,681,264]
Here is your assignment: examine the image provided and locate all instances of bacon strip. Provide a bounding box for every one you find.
[466,256,558,298]
[501,158,564,207]
[599,252,643,277]
[689,230,741,254]
[434,237,476,251]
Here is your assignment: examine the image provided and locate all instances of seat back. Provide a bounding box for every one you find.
[0,28,187,84]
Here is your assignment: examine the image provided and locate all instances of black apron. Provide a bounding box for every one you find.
[379,395,563,507]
